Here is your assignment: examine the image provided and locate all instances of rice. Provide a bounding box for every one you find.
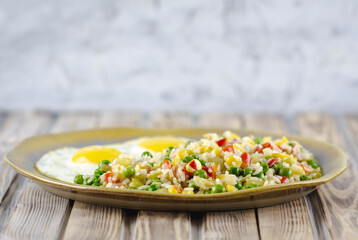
[76,131,322,194]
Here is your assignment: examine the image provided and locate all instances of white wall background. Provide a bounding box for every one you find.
[0,0,357,114]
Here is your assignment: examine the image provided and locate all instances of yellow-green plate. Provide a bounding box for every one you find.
[4,128,347,211]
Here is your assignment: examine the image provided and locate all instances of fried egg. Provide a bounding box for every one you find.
[36,136,189,183]
[112,136,189,156]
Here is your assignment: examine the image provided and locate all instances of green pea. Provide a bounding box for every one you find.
[212,184,226,193]
[235,181,243,190]
[191,154,199,159]
[148,162,154,167]
[74,175,84,184]
[141,151,153,158]
[128,187,137,190]
[279,167,292,177]
[300,174,312,181]
[163,157,172,162]
[92,178,101,186]
[260,162,269,173]
[165,146,175,157]
[194,169,208,179]
[241,168,253,177]
[123,166,135,178]
[199,159,206,166]
[253,137,262,144]
[188,181,199,191]
[152,177,160,182]
[148,184,160,191]
[228,166,240,176]
[288,143,294,147]
[94,168,104,178]
[98,160,111,172]
[254,171,265,179]
[265,155,273,160]
[205,189,212,194]
[84,177,93,185]
[185,141,193,148]
[183,156,193,163]
[243,184,258,189]
[307,159,318,169]
[273,162,283,174]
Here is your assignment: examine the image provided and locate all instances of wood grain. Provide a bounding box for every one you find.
[199,113,259,240]
[0,112,51,203]
[63,112,143,240]
[3,112,98,240]
[136,211,190,240]
[198,113,242,129]
[244,114,315,240]
[134,113,192,240]
[297,113,358,239]
[0,112,52,237]
[149,112,192,128]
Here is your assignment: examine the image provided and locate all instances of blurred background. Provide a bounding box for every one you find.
[0,0,357,115]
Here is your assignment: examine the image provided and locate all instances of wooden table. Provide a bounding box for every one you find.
[0,112,357,240]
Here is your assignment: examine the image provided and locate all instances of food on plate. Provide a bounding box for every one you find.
[35,136,188,182]
[37,131,322,194]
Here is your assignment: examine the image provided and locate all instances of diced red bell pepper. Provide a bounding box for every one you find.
[240,152,252,168]
[216,138,227,147]
[104,172,114,182]
[161,160,172,169]
[255,145,263,153]
[202,166,215,178]
[268,158,278,167]
[183,164,193,177]
[222,144,234,153]
[262,142,274,150]
[281,176,289,183]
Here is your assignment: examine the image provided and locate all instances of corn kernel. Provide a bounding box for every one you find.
[178,150,193,159]
[272,152,290,159]
[134,164,142,172]
[275,136,288,146]
[247,138,256,146]
[212,147,222,157]
[233,143,244,155]
[225,155,242,167]
[226,184,238,192]
[200,145,211,153]
[129,178,144,188]
[291,165,305,175]
[182,189,194,194]
[172,155,181,166]
[168,187,178,194]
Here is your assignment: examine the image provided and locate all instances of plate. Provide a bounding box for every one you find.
[4,128,347,211]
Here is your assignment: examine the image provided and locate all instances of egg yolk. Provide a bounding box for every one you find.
[72,146,121,164]
[139,137,186,153]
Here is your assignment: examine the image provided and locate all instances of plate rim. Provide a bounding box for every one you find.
[3,127,347,201]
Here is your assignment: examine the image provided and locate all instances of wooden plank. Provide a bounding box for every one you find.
[0,112,53,236]
[134,113,192,240]
[150,112,191,128]
[297,113,358,239]
[98,112,143,127]
[63,113,143,240]
[0,112,51,203]
[198,113,242,129]
[244,114,315,240]
[199,113,259,240]
[3,112,98,240]
[136,211,190,240]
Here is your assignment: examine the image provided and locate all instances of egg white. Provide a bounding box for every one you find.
[36,147,99,183]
